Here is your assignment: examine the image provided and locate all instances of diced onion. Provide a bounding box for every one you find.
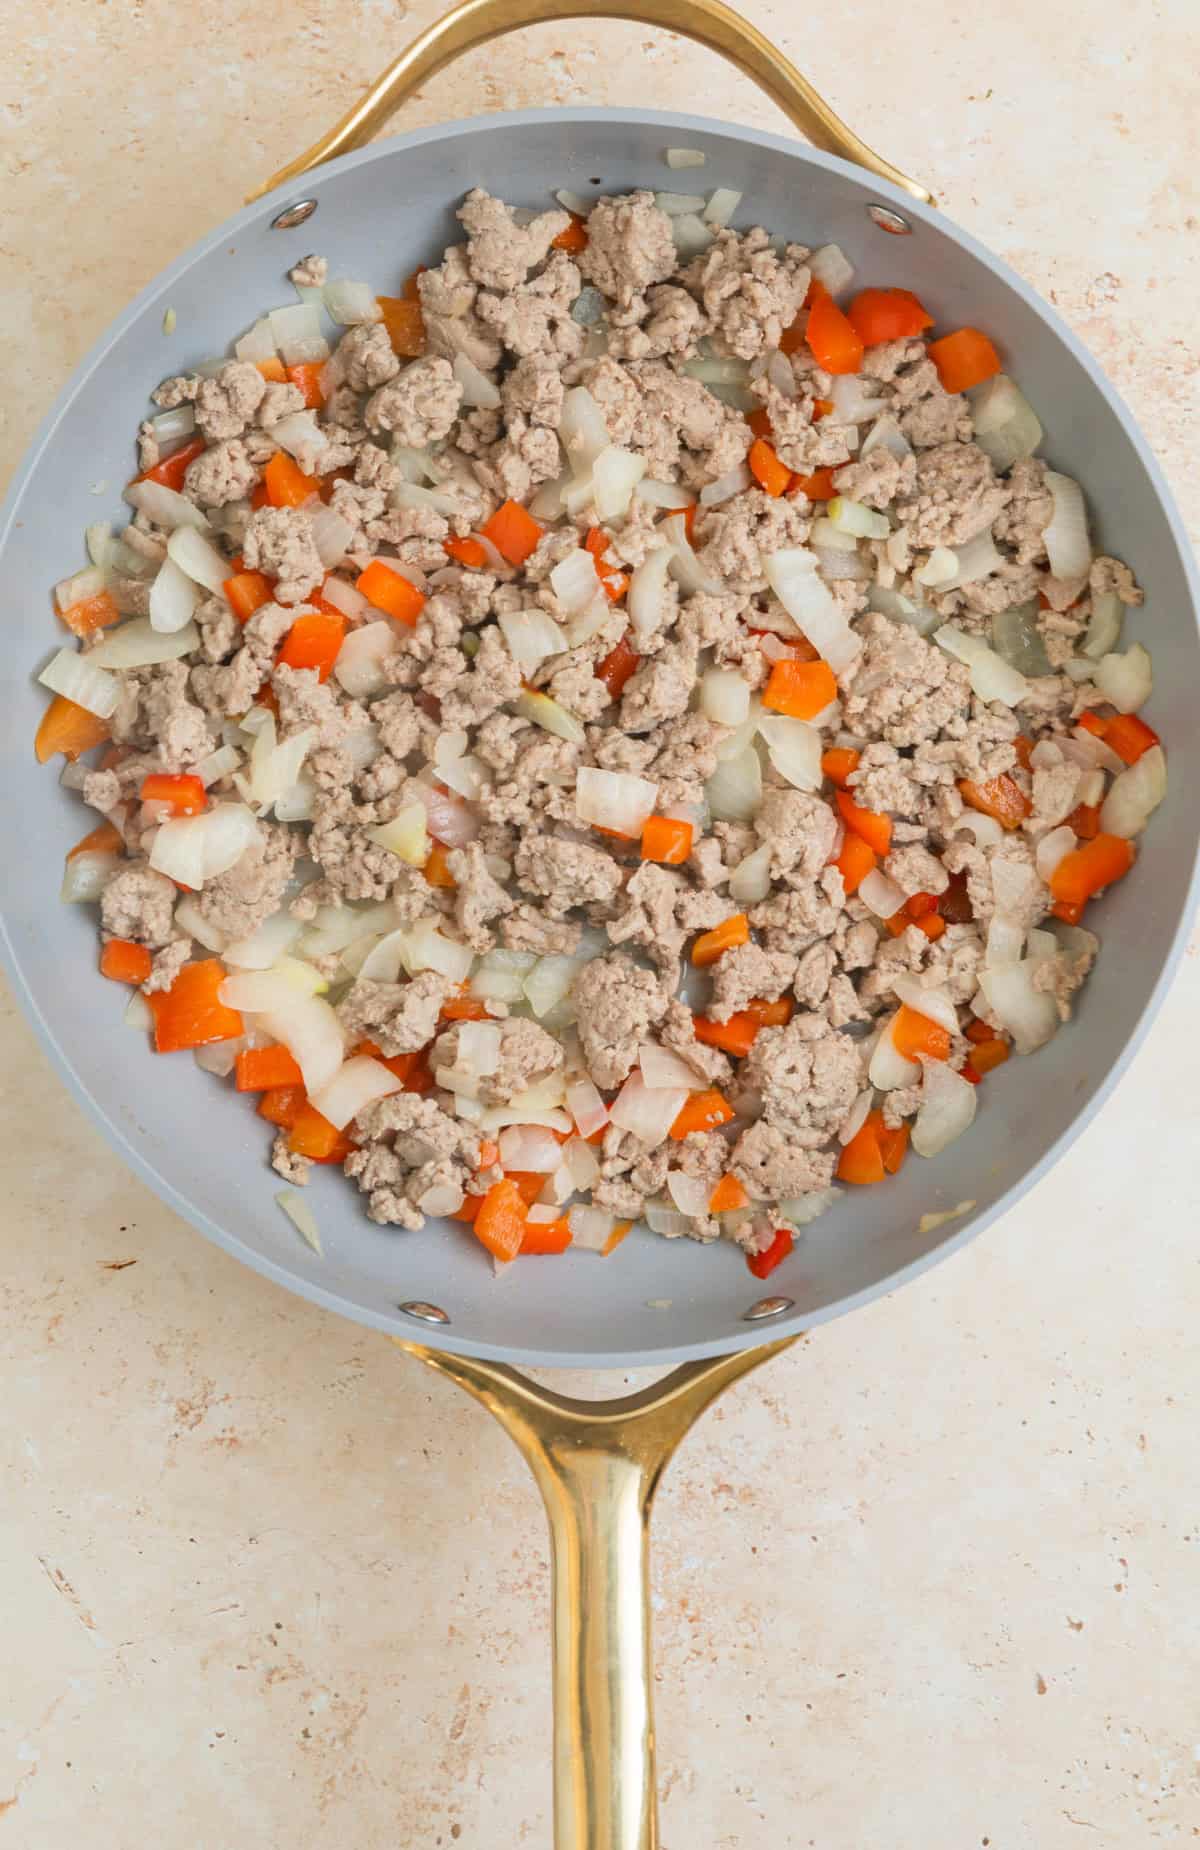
[628,544,676,647]
[311,1055,402,1130]
[523,954,577,1020]
[566,1075,609,1140]
[150,802,261,887]
[61,847,120,903]
[400,916,474,984]
[1082,590,1123,661]
[224,910,303,969]
[757,715,822,791]
[1094,643,1152,714]
[56,563,108,611]
[828,496,889,540]
[934,621,1028,706]
[703,187,742,227]
[308,505,354,569]
[609,1071,690,1145]
[859,414,912,462]
[194,1035,245,1075]
[859,868,907,920]
[639,1041,706,1091]
[195,743,241,788]
[515,688,587,745]
[322,278,382,326]
[299,899,398,958]
[576,765,658,835]
[699,462,752,507]
[333,620,398,697]
[939,529,1004,592]
[991,601,1050,676]
[271,411,328,466]
[148,556,201,634]
[969,374,1044,471]
[706,745,762,822]
[985,913,1025,967]
[681,355,750,387]
[868,1016,919,1090]
[911,1061,977,1158]
[660,513,723,597]
[38,647,119,718]
[249,716,318,814]
[644,1201,695,1238]
[352,928,407,983]
[665,147,706,168]
[480,1103,572,1135]
[670,212,715,257]
[558,387,611,477]
[499,607,569,671]
[592,446,647,521]
[321,574,374,623]
[764,548,860,672]
[914,546,958,588]
[868,585,938,635]
[549,548,602,614]
[730,841,772,904]
[809,243,854,296]
[636,479,695,510]
[838,1088,874,1146]
[1042,471,1092,581]
[268,302,331,366]
[435,749,488,802]
[700,667,750,727]
[498,1125,563,1173]
[978,960,1058,1055]
[452,351,501,409]
[890,976,958,1036]
[1035,824,1077,882]
[173,896,229,952]
[653,191,708,215]
[568,1203,617,1250]
[124,479,210,531]
[777,1187,841,1227]
[1100,744,1165,838]
[234,318,278,364]
[562,1135,601,1191]
[165,525,231,594]
[418,782,480,846]
[809,518,857,554]
[667,1171,711,1217]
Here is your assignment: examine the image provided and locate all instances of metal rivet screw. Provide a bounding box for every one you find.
[867,203,912,236]
[271,198,319,230]
[398,1300,451,1326]
[743,1295,795,1322]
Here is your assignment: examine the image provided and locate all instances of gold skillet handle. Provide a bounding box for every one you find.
[399,1337,798,1850]
[249,0,932,206]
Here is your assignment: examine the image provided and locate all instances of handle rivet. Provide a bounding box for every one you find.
[744,1295,795,1321]
[398,1300,451,1325]
[271,198,319,230]
[867,203,912,235]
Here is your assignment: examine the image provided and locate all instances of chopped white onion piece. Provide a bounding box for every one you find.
[480,1104,573,1135]
[1035,824,1077,882]
[308,505,354,569]
[699,462,752,507]
[165,524,230,594]
[639,1041,706,1092]
[828,373,881,424]
[234,317,277,364]
[194,1034,245,1075]
[568,1204,617,1250]
[1094,642,1152,714]
[274,774,316,823]
[665,147,706,168]
[61,848,120,903]
[827,496,889,540]
[195,743,241,788]
[400,916,474,984]
[1100,745,1165,838]
[566,1075,609,1140]
[498,1125,563,1173]
[562,1135,601,1192]
[627,544,675,647]
[660,513,723,597]
[809,242,854,296]
[609,1071,689,1145]
[968,373,1043,471]
[636,478,695,510]
[985,914,1025,967]
[522,954,577,1020]
[576,765,658,835]
[667,1170,711,1217]
[353,928,407,983]
[890,976,959,1036]
[643,1201,695,1238]
[868,584,938,635]
[838,1088,874,1146]
[730,841,772,905]
[1082,589,1123,661]
[680,354,751,387]
[311,1055,402,1130]
[653,190,708,215]
[124,479,210,532]
[706,745,762,822]
[173,897,229,952]
[978,960,1058,1055]
[703,187,742,227]
[149,555,200,634]
[454,1019,501,1079]
[418,781,480,847]
[56,563,108,611]
[809,517,857,554]
[934,621,1028,707]
[939,528,1004,592]
[592,446,647,521]
[38,647,119,718]
[914,546,959,588]
[299,900,397,958]
[911,1061,977,1158]
[224,910,303,970]
[859,868,907,920]
[250,717,318,815]
[763,548,861,672]
[452,351,501,409]
[435,749,488,802]
[549,548,602,615]
[151,803,261,887]
[670,212,715,257]
[1043,471,1092,580]
[332,620,398,698]
[271,410,328,466]
[268,302,331,365]
[700,667,750,727]
[859,414,912,462]
[555,186,590,212]
[777,1187,841,1228]
[1064,727,1126,778]
[515,688,587,745]
[322,278,382,326]
[419,1181,465,1218]
[558,386,611,476]
[320,574,374,623]
[499,607,568,671]
[868,1016,920,1090]
[757,714,822,791]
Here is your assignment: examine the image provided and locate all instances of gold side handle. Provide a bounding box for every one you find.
[398,1337,799,1850]
[249,0,932,207]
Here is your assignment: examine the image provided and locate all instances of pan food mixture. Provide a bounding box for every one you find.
[37,174,1167,1271]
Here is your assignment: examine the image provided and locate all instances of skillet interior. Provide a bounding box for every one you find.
[1,108,1196,1366]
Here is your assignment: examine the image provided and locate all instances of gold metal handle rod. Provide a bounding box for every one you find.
[398,1338,798,1849]
[249,0,931,206]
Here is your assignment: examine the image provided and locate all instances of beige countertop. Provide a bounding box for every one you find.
[3,2,1199,1843]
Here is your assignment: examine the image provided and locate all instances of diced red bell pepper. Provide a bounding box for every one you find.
[147,959,243,1053]
[140,772,206,816]
[746,1227,793,1279]
[277,610,346,681]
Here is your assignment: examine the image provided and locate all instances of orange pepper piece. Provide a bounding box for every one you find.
[1013,734,1035,770]
[601,1219,635,1257]
[256,356,287,383]
[670,1089,735,1139]
[1049,833,1135,907]
[958,772,1031,830]
[928,327,1002,394]
[821,746,860,788]
[223,570,275,623]
[356,558,426,626]
[552,213,589,253]
[288,1102,354,1163]
[965,1018,996,1044]
[745,406,773,440]
[641,816,694,865]
[263,451,321,508]
[377,295,427,358]
[879,1122,909,1174]
[1051,899,1086,925]
[68,820,123,859]
[835,788,892,855]
[837,1109,887,1185]
[286,361,326,409]
[692,1011,759,1057]
[747,437,792,497]
[137,436,206,491]
[762,658,837,720]
[846,287,934,346]
[967,1038,1009,1077]
[709,1173,749,1214]
[519,1218,573,1255]
[506,1172,550,1207]
[584,526,630,602]
[1102,713,1159,765]
[140,772,206,815]
[1076,709,1109,739]
[789,466,837,502]
[1067,802,1101,840]
[59,588,121,639]
[595,635,641,698]
[746,1226,793,1278]
[440,994,490,1021]
[235,1045,305,1091]
[258,1085,305,1129]
[805,287,865,375]
[835,832,877,897]
[473,1178,529,1264]
[479,498,545,567]
[100,939,153,985]
[35,694,111,763]
[690,913,750,967]
[147,959,243,1053]
[746,996,793,1028]
[277,609,346,681]
[423,843,456,889]
[443,535,489,569]
[915,912,947,942]
[891,1003,951,1063]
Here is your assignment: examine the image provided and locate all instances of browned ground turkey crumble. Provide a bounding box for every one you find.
[62,183,1153,1259]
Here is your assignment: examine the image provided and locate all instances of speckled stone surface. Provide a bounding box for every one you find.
[3,2,1199,1844]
